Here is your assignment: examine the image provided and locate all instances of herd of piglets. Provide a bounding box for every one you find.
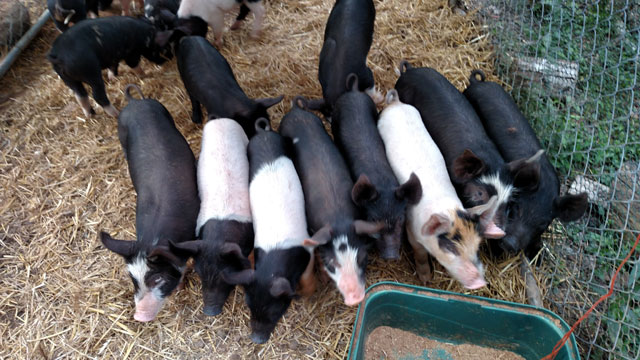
[45,0,588,344]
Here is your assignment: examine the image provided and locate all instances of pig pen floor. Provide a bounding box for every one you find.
[0,0,557,358]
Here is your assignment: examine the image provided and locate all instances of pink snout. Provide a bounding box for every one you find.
[338,274,365,306]
[458,261,487,290]
[483,220,506,239]
[133,293,164,322]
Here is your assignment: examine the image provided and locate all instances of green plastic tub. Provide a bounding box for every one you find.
[347,282,579,360]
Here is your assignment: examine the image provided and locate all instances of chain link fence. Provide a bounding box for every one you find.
[482,0,639,358]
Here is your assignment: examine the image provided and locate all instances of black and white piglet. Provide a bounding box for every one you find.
[395,61,542,239]
[315,0,382,116]
[176,36,283,137]
[242,119,325,344]
[48,0,112,32]
[279,98,382,306]
[463,70,588,255]
[332,74,421,259]
[176,0,265,46]
[47,17,174,117]
[101,85,199,322]
[170,118,254,316]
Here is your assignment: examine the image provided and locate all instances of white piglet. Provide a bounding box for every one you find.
[377,90,500,289]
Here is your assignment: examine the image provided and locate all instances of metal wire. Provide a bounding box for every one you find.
[485,0,640,358]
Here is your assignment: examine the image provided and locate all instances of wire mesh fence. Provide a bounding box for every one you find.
[483,0,639,358]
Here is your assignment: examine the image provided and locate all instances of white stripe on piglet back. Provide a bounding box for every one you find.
[196,119,252,235]
[377,100,461,206]
[250,156,310,252]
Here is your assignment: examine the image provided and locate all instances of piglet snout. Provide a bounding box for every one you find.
[459,261,487,290]
[134,293,164,322]
[483,220,506,239]
[338,273,365,306]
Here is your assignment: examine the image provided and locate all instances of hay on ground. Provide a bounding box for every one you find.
[0,0,556,358]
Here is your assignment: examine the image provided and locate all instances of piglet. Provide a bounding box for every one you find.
[144,0,181,27]
[47,17,175,117]
[395,61,542,239]
[242,119,326,344]
[315,0,381,116]
[463,70,588,256]
[48,0,91,32]
[176,0,266,46]
[378,90,500,288]
[100,85,199,322]
[279,97,382,306]
[170,117,254,316]
[176,36,283,138]
[332,74,421,259]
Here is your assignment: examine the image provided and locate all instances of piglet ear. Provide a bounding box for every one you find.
[256,95,284,109]
[421,213,451,236]
[154,30,174,47]
[303,225,333,247]
[222,269,255,285]
[269,277,294,298]
[148,246,185,269]
[354,220,385,235]
[220,243,251,269]
[467,195,505,239]
[554,192,588,222]
[352,174,378,206]
[453,149,486,181]
[169,240,203,258]
[396,173,422,205]
[508,150,544,191]
[100,232,136,258]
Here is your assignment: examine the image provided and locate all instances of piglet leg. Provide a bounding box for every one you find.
[297,254,316,297]
[245,1,265,39]
[407,228,433,284]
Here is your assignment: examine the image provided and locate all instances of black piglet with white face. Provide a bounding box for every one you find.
[243,119,327,344]
[395,61,543,239]
[279,98,383,307]
[332,74,422,259]
[170,118,255,316]
[463,70,588,255]
[100,85,199,322]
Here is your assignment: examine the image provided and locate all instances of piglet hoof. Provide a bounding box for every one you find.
[107,70,117,82]
[103,105,120,117]
[214,37,224,48]
[366,86,385,105]
[250,30,262,40]
[416,263,433,284]
[230,20,243,30]
[88,11,97,19]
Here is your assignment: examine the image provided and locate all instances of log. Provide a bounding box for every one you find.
[612,162,640,241]
[0,0,31,48]
[520,255,543,307]
[569,175,610,204]
[511,55,579,95]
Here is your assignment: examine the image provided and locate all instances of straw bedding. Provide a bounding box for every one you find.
[0,0,557,358]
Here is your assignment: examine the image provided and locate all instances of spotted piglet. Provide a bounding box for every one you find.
[176,0,266,46]
[378,90,501,289]
[279,98,383,306]
[332,74,422,260]
[100,85,199,322]
[170,118,254,316]
[242,119,329,344]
